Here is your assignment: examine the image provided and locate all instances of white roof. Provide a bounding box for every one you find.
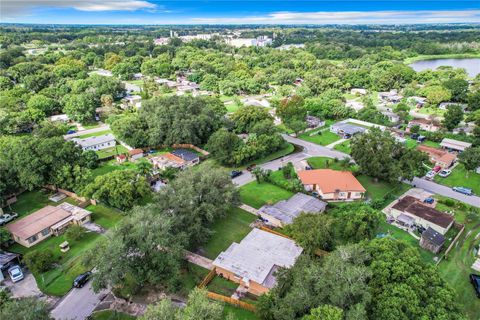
[440,138,472,151]
[213,229,302,287]
[49,114,69,122]
[73,133,115,148]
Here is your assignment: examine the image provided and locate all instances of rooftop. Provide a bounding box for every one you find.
[298,169,366,193]
[128,148,144,156]
[331,122,366,135]
[259,193,327,224]
[440,138,472,150]
[393,196,454,228]
[171,149,199,162]
[72,133,115,148]
[213,229,303,288]
[421,227,445,247]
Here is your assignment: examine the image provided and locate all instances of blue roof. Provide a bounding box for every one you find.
[171,149,198,162]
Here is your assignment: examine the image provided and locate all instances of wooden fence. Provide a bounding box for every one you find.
[198,268,216,289]
[436,224,465,266]
[259,226,293,240]
[206,291,257,312]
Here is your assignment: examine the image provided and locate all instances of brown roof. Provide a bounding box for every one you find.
[393,196,454,228]
[152,153,185,165]
[128,148,143,156]
[437,153,456,164]
[417,145,445,158]
[298,169,366,193]
[7,206,71,239]
[392,196,417,211]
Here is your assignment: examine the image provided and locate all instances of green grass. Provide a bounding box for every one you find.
[201,208,256,259]
[404,53,480,64]
[178,263,210,295]
[86,204,124,229]
[298,130,341,146]
[91,310,136,320]
[307,157,356,171]
[77,129,113,139]
[234,143,295,170]
[423,140,441,148]
[223,304,259,320]
[333,140,351,154]
[226,103,242,113]
[81,122,102,130]
[434,164,480,195]
[10,232,102,296]
[405,138,418,149]
[207,276,239,296]
[126,79,144,86]
[91,160,140,178]
[240,181,294,209]
[96,145,129,159]
[417,106,446,117]
[4,190,77,218]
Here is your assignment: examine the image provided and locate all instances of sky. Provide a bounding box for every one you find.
[1,1,480,25]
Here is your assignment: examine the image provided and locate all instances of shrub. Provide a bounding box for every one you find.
[24,249,55,273]
[65,225,86,242]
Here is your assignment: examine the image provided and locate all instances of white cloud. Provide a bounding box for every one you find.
[191,10,480,25]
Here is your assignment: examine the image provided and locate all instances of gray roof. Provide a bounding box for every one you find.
[332,123,366,136]
[171,149,199,162]
[213,229,303,287]
[259,193,326,225]
[421,227,445,246]
[73,133,115,148]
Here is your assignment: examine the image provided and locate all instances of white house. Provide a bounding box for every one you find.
[350,88,367,95]
[72,134,116,151]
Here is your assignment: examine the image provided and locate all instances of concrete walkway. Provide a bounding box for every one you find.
[184,251,213,270]
[239,204,261,216]
[325,138,346,149]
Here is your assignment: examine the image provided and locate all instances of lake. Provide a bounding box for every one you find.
[409,58,480,77]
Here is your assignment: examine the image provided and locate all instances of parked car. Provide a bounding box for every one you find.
[423,197,434,204]
[433,165,442,172]
[470,274,480,298]
[73,271,92,288]
[438,169,452,178]
[452,186,473,196]
[417,135,426,142]
[425,171,436,180]
[246,164,256,172]
[230,170,243,179]
[67,130,76,134]
[0,212,18,225]
[8,265,24,283]
[410,133,419,139]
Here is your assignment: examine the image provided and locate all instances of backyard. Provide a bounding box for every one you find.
[298,129,341,146]
[434,164,480,195]
[91,159,141,178]
[96,145,129,159]
[239,181,294,209]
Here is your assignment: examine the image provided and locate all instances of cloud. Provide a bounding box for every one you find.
[1,0,157,18]
[191,10,480,25]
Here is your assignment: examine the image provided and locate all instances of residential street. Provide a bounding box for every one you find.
[409,177,480,208]
[63,124,110,140]
[51,282,109,320]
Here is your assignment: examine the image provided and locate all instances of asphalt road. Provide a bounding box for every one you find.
[63,124,110,140]
[51,282,108,320]
[409,177,480,208]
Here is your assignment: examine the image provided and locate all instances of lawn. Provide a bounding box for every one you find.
[10,232,102,296]
[91,160,140,178]
[86,204,124,229]
[307,157,357,171]
[200,207,256,259]
[405,138,418,149]
[91,310,136,320]
[298,130,341,146]
[433,198,480,319]
[178,263,210,295]
[226,102,242,113]
[416,106,446,117]
[333,140,351,154]
[240,181,294,209]
[223,304,259,320]
[96,145,129,159]
[423,140,441,148]
[77,129,113,139]
[434,164,480,195]
[5,189,76,218]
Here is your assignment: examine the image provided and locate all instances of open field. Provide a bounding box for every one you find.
[298,130,341,146]
[434,164,480,195]
[240,181,294,209]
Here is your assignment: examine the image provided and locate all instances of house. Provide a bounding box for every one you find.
[439,102,467,111]
[305,115,324,129]
[154,37,170,45]
[388,196,454,235]
[133,73,143,80]
[212,228,303,295]
[258,193,327,227]
[330,122,366,139]
[72,134,116,151]
[378,90,402,103]
[128,149,144,161]
[439,138,472,152]
[298,169,366,201]
[276,44,305,50]
[350,88,367,96]
[150,153,186,170]
[416,145,457,168]
[381,111,400,123]
[7,203,92,248]
[171,149,200,166]
[49,114,69,123]
[123,94,142,108]
[420,227,445,253]
[116,154,127,163]
[408,96,427,107]
[242,98,270,108]
[345,100,365,112]
[122,82,141,93]
[407,119,440,132]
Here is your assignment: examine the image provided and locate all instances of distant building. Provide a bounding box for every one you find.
[439,138,472,153]
[439,102,467,111]
[258,193,327,227]
[242,98,270,108]
[171,149,200,165]
[330,122,366,139]
[381,111,400,123]
[154,37,170,45]
[128,149,144,161]
[378,90,402,103]
[408,96,427,107]
[123,94,142,109]
[90,69,113,77]
[298,169,366,201]
[350,88,367,95]
[212,229,303,295]
[305,115,324,129]
[407,119,440,132]
[72,134,116,151]
[49,114,70,123]
[276,44,305,50]
[345,100,365,112]
[420,227,445,254]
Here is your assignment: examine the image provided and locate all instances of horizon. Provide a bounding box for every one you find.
[1,1,480,25]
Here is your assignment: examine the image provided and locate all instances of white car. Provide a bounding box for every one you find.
[438,169,452,178]
[0,212,18,225]
[425,171,436,180]
[8,265,24,282]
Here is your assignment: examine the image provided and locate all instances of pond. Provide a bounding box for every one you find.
[409,58,480,77]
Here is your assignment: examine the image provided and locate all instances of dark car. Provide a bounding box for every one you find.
[67,130,76,134]
[73,271,92,288]
[246,164,256,172]
[410,133,419,139]
[230,170,243,179]
[470,274,480,298]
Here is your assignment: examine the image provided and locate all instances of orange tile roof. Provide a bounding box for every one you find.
[437,153,456,164]
[7,206,71,239]
[298,169,366,193]
[155,153,185,164]
[128,148,143,156]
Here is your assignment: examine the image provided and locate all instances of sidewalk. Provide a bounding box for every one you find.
[184,251,213,270]
[325,138,346,149]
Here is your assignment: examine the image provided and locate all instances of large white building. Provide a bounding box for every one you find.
[72,133,116,151]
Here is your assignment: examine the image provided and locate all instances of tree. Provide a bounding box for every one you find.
[276,95,307,133]
[82,170,151,210]
[0,297,52,320]
[110,114,149,148]
[231,105,272,133]
[63,93,96,123]
[458,147,480,171]
[136,159,153,177]
[302,305,343,320]
[65,225,86,242]
[442,104,464,131]
[332,204,383,244]
[443,78,468,102]
[284,213,335,254]
[206,129,243,166]
[467,90,480,111]
[23,249,55,273]
[27,94,58,121]
[0,228,11,246]
[420,85,451,106]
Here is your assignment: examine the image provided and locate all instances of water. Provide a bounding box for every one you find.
[409,58,480,77]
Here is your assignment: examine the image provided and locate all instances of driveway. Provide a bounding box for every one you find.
[51,282,109,320]
[63,124,110,140]
[4,271,42,298]
[409,177,480,208]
